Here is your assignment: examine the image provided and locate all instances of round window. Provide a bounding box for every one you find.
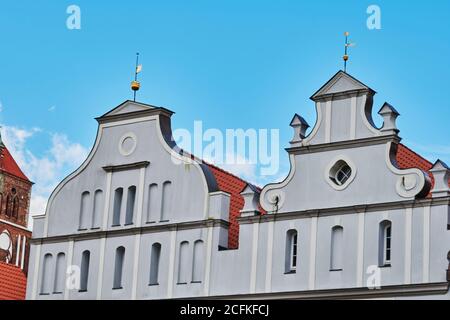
[328,159,355,188]
[118,132,137,156]
[333,163,352,186]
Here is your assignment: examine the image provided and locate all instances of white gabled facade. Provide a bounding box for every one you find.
[26,71,450,300]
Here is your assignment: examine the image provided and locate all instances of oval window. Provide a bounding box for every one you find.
[329,160,352,186]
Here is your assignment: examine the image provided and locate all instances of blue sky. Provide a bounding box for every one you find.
[0,1,449,216]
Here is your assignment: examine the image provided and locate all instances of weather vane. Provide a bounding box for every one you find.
[343,32,355,73]
[131,53,142,102]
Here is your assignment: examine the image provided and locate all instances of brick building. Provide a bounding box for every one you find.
[0,132,32,299]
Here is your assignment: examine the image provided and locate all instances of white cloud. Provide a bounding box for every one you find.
[1,125,88,229]
[48,106,56,112]
[29,195,49,218]
[205,152,288,188]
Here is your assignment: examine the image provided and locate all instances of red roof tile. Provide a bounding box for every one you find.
[0,146,30,182]
[396,143,433,173]
[0,262,27,300]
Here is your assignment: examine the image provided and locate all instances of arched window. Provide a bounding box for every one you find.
[40,253,53,295]
[0,193,3,215]
[149,243,161,285]
[80,250,90,292]
[146,183,158,223]
[113,246,125,289]
[177,241,189,284]
[92,190,103,229]
[0,230,12,263]
[112,188,123,226]
[12,197,19,219]
[192,240,204,283]
[285,230,298,273]
[447,251,450,282]
[330,226,344,271]
[379,220,392,267]
[5,194,12,217]
[125,186,136,225]
[54,253,66,294]
[79,191,91,230]
[161,181,172,222]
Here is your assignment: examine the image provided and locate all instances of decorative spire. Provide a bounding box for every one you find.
[290,113,310,144]
[378,102,400,134]
[240,184,261,217]
[429,160,450,197]
[0,126,5,148]
[131,52,142,102]
[343,32,355,73]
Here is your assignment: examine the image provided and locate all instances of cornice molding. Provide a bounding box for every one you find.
[239,197,450,224]
[96,108,174,125]
[30,218,229,244]
[286,135,401,155]
[198,282,449,300]
[102,161,150,173]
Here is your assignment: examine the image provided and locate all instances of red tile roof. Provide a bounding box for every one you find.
[396,143,450,191]
[396,143,433,173]
[0,146,30,182]
[0,262,27,300]
[207,164,248,249]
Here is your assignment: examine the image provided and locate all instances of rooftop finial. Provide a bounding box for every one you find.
[131,52,142,102]
[343,32,355,73]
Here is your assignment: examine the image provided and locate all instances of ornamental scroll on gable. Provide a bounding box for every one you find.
[260,71,431,214]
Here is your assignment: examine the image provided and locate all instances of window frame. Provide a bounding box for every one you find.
[334,164,352,186]
[79,250,91,292]
[285,230,298,274]
[325,156,357,191]
[290,232,298,271]
[379,220,392,267]
[149,243,161,286]
[330,225,344,271]
[113,246,125,290]
[383,224,392,266]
